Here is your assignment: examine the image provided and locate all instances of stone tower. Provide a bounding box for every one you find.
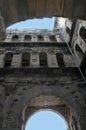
[0,22,85,130]
[0,0,86,130]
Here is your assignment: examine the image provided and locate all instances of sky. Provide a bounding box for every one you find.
[7,17,55,30]
[25,110,68,130]
[8,18,67,130]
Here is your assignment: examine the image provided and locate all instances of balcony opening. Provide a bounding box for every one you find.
[25,110,68,130]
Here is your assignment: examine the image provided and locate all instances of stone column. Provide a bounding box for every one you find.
[63,54,76,67]
[78,115,86,130]
[30,53,39,67]
[47,53,58,67]
[0,16,6,40]
[0,54,4,68]
[11,54,22,68]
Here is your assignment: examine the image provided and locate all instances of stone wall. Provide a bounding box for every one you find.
[0,29,85,130]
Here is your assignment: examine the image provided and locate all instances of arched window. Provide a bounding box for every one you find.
[4,52,13,67]
[22,52,30,66]
[66,27,71,35]
[38,35,44,42]
[80,26,86,42]
[25,110,68,130]
[39,52,47,67]
[50,35,57,42]
[12,35,19,41]
[56,53,65,67]
[75,44,84,60]
[24,35,31,42]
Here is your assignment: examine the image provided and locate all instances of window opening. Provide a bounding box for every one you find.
[22,52,30,66]
[75,44,84,60]
[80,26,86,42]
[4,52,13,67]
[24,35,31,42]
[50,35,57,42]
[39,52,47,67]
[56,53,65,67]
[12,35,19,41]
[66,27,71,35]
[38,35,44,42]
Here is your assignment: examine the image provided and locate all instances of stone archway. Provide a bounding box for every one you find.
[21,93,79,130]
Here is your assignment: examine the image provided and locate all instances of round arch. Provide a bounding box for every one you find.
[21,93,79,130]
[12,82,83,130]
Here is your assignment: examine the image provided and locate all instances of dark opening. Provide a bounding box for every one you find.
[80,26,86,42]
[38,35,44,42]
[56,53,65,67]
[75,44,84,59]
[66,27,71,35]
[50,35,57,42]
[4,52,13,67]
[24,35,31,41]
[22,52,30,66]
[39,52,47,67]
[12,35,19,41]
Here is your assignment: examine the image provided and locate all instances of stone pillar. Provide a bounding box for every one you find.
[47,53,58,67]
[44,36,50,42]
[63,54,76,67]
[30,53,39,67]
[78,115,86,130]
[3,112,22,130]
[0,54,4,68]
[11,54,22,68]
[0,104,3,129]
[0,16,6,40]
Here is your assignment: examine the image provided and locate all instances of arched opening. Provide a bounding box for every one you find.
[4,52,13,67]
[24,35,31,42]
[56,53,65,67]
[80,26,86,42]
[7,17,55,30]
[22,52,30,66]
[38,35,44,42]
[75,44,84,60]
[12,35,19,41]
[50,35,57,42]
[66,27,71,35]
[25,110,68,130]
[39,52,47,67]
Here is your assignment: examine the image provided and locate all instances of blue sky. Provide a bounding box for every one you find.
[7,17,55,30]
[25,110,67,130]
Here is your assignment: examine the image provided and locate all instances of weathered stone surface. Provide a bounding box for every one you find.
[0,0,86,28]
[0,26,86,130]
